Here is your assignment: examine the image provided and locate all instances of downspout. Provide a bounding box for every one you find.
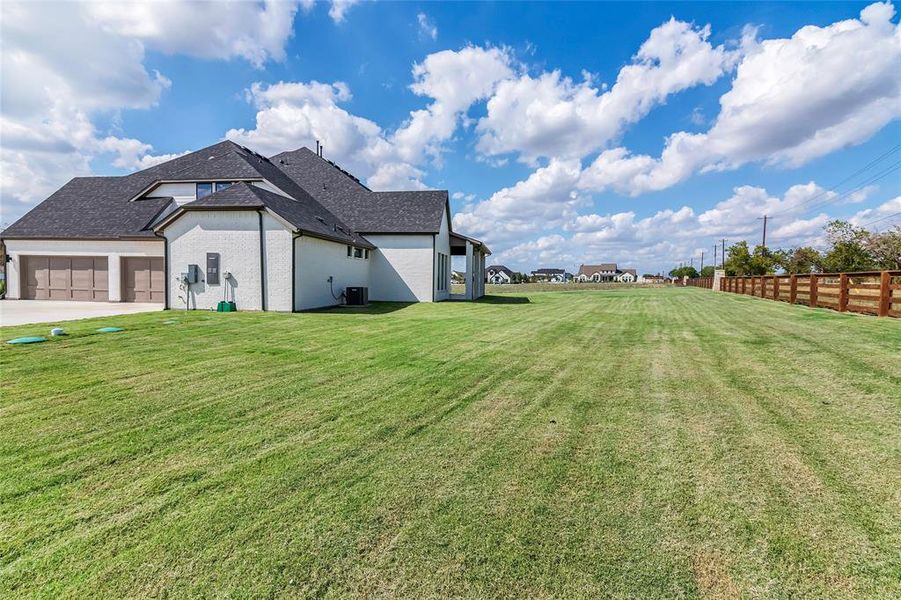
[258,211,267,311]
[431,234,436,302]
[291,232,301,312]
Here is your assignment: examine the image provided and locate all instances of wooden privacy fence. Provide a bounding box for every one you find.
[718,271,900,318]
[685,277,713,289]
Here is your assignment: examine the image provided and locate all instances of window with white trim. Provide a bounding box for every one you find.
[347,245,368,260]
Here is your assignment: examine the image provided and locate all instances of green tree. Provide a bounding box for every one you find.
[699,266,715,277]
[669,266,699,279]
[773,246,822,274]
[864,225,901,270]
[724,241,751,275]
[724,241,776,275]
[819,220,876,272]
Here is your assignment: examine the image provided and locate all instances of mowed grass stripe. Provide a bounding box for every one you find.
[1,288,899,597]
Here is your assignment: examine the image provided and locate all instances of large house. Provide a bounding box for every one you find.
[576,263,618,282]
[530,268,570,283]
[1,141,490,310]
[485,265,514,284]
[575,263,637,282]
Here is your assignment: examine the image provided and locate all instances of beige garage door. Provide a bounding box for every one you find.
[22,256,109,301]
[122,257,165,303]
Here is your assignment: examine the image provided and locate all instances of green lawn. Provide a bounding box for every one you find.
[1,288,899,597]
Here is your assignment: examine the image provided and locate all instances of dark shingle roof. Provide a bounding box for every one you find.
[2,141,455,242]
[532,268,565,275]
[1,176,171,239]
[166,182,372,248]
[270,148,448,233]
[577,264,618,276]
[487,265,514,276]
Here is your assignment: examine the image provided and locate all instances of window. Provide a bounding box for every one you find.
[196,182,213,198]
[437,253,448,292]
[348,246,369,260]
[215,181,233,192]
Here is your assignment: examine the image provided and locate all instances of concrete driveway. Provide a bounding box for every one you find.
[0,300,163,327]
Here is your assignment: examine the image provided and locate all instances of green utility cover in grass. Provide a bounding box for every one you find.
[7,336,47,345]
[96,327,124,333]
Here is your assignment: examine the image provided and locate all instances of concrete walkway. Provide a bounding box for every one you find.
[0,300,163,327]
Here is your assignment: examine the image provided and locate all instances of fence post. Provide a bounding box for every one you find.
[773,277,780,301]
[809,274,818,308]
[879,271,891,317]
[789,275,797,304]
[839,273,849,312]
[750,277,755,297]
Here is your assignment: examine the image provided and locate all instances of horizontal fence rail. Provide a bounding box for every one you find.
[685,277,713,289]
[717,270,900,318]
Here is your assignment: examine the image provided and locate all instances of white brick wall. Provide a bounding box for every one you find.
[366,234,434,302]
[295,236,370,310]
[433,208,450,302]
[164,210,288,311]
[263,215,293,311]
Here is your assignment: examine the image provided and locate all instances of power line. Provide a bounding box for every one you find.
[794,159,901,219]
[771,143,901,218]
[860,210,901,228]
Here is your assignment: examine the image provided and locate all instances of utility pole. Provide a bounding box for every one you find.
[690,257,694,269]
[721,239,727,269]
[758,215,769,248]
[713,244,717,270]
[700,251,705,271]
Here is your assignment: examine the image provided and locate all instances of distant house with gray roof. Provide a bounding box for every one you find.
[576,263,638,283]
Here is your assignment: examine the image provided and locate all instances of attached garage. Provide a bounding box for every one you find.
[22,256,109,301]
[122,257,165,302]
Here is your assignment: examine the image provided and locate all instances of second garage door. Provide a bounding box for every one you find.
[22,256,109,301]
[122,257,165,302]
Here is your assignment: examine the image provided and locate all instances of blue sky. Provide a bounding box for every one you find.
[2,1,899,274]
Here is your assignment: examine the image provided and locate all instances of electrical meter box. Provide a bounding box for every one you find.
[186,264,200,284]
[206,253,220,285]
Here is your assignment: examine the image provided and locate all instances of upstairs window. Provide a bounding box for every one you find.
[215,181,233,192]
[347,246,369,259]
[196,182,213,198]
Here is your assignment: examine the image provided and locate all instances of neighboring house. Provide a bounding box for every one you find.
[576,263,640,283]
[530,268,570,283]
[576,263,619,282]
[451,270,465,284]
[616,269,638,283]
[1,141,490,310]
[486,265,514,284]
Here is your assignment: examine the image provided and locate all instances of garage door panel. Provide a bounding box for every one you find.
[23,256,49,300]
[93,259,109,293]
[20,255,109,301]
[123,257,164,303]
[149,258,165,301]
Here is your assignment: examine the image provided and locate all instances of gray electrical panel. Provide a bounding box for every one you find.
[186,264,200,284]
[206,253,220,285]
